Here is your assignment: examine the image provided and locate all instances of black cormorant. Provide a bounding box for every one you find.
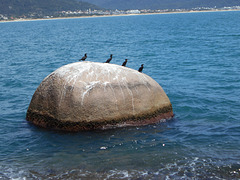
[138,64,144,72]
[105,54,113,63]
[79,53,87,61]
[122,59,128,67]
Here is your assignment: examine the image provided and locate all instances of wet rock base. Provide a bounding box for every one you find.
[26,105,173,132]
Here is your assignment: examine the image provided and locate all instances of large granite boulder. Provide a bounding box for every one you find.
[26,62,173,131]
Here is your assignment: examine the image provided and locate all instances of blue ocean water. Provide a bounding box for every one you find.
[0,11,240,179]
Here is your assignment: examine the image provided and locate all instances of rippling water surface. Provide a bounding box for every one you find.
[0,11,240,179]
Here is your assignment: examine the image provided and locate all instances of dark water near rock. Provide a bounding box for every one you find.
[0,11,240,179]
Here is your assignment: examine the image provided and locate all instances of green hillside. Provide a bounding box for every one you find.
[0,0,101,17]
[81,0,240,10]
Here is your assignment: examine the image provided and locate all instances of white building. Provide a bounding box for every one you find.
[126,10,141,14]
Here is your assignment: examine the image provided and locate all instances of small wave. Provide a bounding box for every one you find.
[1,158,240,180]
[216,34,240,37]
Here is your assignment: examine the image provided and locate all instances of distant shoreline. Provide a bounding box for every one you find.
[1,9,239,23]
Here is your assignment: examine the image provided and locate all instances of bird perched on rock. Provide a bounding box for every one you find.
[138,64,144,72]
[79,53,87,61]
[105,54,113,63]
[122,59,128,67]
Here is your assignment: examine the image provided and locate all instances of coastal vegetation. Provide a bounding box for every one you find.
[0,0,100,18]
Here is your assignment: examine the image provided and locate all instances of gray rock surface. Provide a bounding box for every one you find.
[26,62,173,131]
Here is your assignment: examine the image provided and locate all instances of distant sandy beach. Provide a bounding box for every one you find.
[1,9,239,23]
